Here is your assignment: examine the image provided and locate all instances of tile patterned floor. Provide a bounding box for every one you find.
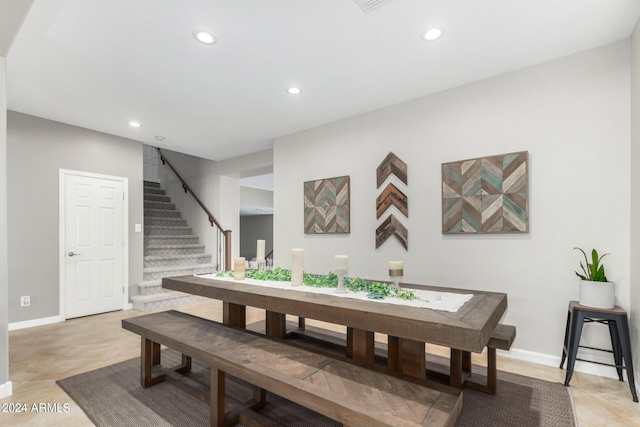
[1,300,638,426]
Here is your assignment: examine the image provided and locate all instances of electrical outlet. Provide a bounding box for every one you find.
[20,296,30,307]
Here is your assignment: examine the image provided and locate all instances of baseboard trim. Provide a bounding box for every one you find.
[0,381,12,399]
[504,347,622,380]
[8,315,63,331]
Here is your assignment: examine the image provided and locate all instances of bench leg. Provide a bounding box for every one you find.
[141,337,192,388]
[210,368,226,427]
[142,338,164,387]
[152,342,161,365]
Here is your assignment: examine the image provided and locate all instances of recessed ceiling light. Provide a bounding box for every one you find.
[155,136,165,141]
[193,30,217,45]
[129,121,141,128]
[287,87,302,95]
[421,27,444,42]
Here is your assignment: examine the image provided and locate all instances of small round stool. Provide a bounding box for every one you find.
[560,301,638,402]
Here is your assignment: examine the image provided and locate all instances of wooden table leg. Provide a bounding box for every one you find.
[450,349,463,388]
[388,336,401,371]
[462,351,471,373]
[347,327,375,367]
[400,339,426,379]
[223,302,246,328]
[265,311,286,339]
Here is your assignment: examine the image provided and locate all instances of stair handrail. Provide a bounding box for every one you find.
[156,147,232,270]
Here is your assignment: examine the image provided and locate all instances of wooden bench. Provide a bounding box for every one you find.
[462,324,516,395]
[122,310,462,427]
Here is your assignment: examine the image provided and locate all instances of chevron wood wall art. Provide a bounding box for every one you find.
[442,151,528,234]
[304,175,350,234]
[375,152,408,250]
[376,183,408,219]
[375,214,408,250]
[376,152,407,188]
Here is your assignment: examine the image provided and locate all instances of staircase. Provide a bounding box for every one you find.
[131,181,215,311]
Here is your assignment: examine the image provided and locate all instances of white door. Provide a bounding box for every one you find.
[62,172,125,319]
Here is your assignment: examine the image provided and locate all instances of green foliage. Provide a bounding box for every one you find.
[216,267,417,300]
[246,266,291,281]
[304,272,338,288]
[574,247,609,282]
[215,266,291,281]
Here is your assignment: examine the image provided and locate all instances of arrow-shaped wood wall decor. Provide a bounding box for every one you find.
[376,183,408,219]
[375,214,408,250]
[376,152,408,188]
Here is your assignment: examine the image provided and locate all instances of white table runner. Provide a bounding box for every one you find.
[196,274,472,313]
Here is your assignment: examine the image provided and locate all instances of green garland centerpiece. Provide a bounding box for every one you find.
[215,266,418,301]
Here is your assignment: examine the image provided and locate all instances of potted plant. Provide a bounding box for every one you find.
[574,247,615,309]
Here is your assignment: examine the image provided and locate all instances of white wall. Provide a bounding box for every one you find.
[7,112,144,323]
[0,56,10,396]
[630,18,640,384]
[274,41,631,370]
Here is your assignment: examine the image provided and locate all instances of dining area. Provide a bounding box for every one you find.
[155,271,516,425]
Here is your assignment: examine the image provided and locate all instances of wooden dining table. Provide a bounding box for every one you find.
[162,275,507,388]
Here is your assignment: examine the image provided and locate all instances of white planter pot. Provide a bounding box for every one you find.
[578,280,615,309]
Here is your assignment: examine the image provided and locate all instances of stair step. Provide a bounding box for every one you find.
[145,235,199,246]
[143,186,165,196]
[143,263,214,281]
[144,181,161,188]
[145,225,193,236]
[138,180,217,308]
[138,279,162,295]
[144,193,171,202]
[131,290,207,312]
[144,217,188,227]
[144,253,213,268]
[145,244,206,256]
[144,200,176,210]
[144,208,182,219]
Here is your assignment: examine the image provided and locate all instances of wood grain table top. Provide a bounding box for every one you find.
[163,275,507,353]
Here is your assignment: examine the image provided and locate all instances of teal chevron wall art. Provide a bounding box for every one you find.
[442,151,528,234]
[304,175,350,234]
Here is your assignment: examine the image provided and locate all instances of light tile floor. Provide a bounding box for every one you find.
[1,300,638,426]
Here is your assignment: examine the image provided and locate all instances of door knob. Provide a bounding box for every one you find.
[68,252,80,257]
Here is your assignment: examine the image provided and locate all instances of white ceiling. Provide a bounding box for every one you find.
[6,0,640,162]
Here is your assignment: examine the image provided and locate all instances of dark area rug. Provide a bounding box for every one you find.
[57,349,576,427]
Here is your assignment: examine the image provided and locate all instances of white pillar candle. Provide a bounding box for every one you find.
[334,255,349,273]
[388,261,403,270]
[388,261,403,277]
[256,240,266,261]
[234,257,246,280]
[291,249,304,286]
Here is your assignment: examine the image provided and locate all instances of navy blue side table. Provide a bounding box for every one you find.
[560,301,638,402]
